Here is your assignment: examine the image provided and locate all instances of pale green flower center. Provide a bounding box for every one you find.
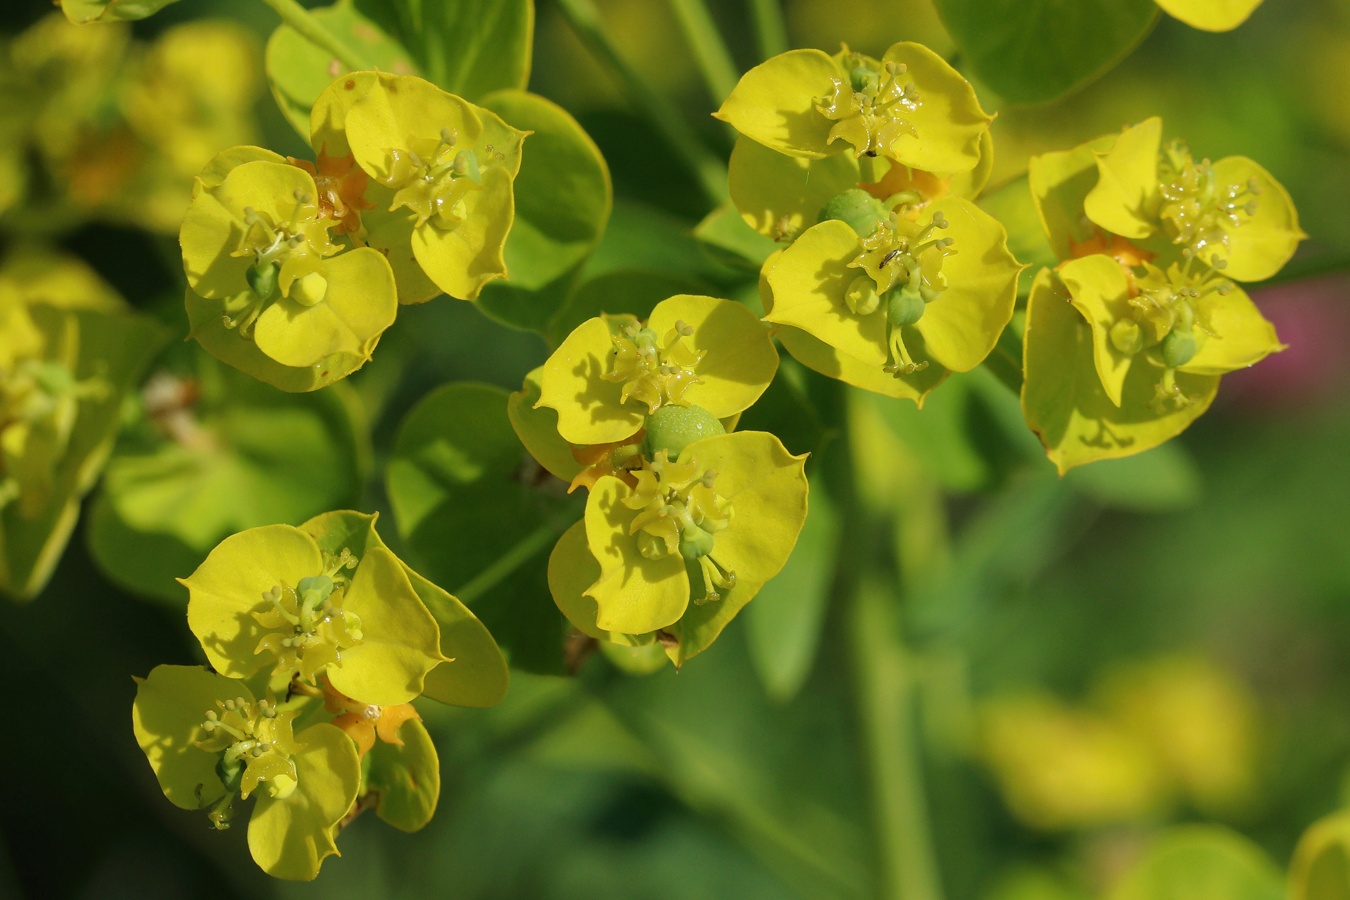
[817,55,920,157]
[624,452,736,605]
[224,190,338,338]
[1158,140,1260,262]
[602,321,705,414]
[252,548,364,684]
[385,128,502,230]
[196,695,301,829]
[1111,259,1234,411]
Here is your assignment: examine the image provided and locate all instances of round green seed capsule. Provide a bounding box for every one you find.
[886,286,926,327]
[643,404,725,460]
[820,188,889,238]
[246,262,280,302]
[1160,328,1198,368]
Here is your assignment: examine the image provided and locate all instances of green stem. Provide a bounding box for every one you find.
[830,387,945,900]
[254,0,372,72]
[747,0,789,60]
[454,520,566,604]
[554,0,728,206]
[847,581,944,900]
[667,0,741,105]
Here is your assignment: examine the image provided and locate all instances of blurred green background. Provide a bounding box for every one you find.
[2,0,1349,897]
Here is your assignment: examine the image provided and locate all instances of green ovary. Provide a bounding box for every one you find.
[817,52,920,157]
[846,211,953,377]
[385,129,497,230]
[195,695,302,829]
[252,549,364,684]
[602,320,706,414]
[1158,140,1260,261]
[624,452,736,605]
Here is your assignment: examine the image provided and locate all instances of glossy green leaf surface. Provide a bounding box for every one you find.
[934,0,1159,105]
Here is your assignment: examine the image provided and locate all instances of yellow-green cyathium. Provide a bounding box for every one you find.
[715,42,991,172]
[332,72,528,303]
[548,430,808,666]
[182,522,445,707]
[181,153,397,392]
[764,193,1021,403]
[1022,117,1300,471]
[0,249,163,600]
[132,664,360,880]
[534,294,779,449]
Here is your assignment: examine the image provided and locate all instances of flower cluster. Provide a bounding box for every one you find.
[1022,117,1301,470]
[0,249,163,600]
[133,511,506,879]
[509,295,808,666]
[183,72,527,391]
[715,42,1021,405]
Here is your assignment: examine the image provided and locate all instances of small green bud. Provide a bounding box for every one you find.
[643,404,725,460]
[820,188,889,238]
[845,275,881,316]
[1160,328,1198,368]
[886,286,926,327]
[246,262,280,302]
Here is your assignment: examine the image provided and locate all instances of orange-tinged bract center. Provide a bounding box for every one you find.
[625,452,736,605]
[289,150,375,236]
[322,679,420,758]
[602,320,705,414]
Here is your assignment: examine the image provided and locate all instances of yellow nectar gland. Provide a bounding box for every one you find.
[846,210,954,377]
[625,452,736,605]
[223,189,338,338]
[602,320,705,414]
[196,695,303,829]
[252,549,364,684]
[817,53,921,158]
[1158,140,1261,261]
[384,128,503,230]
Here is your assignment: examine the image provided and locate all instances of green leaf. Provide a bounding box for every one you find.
[1291,810,1350,900]
[976,175,1057,291]
[61,0,179,24]
[474,89,611,331]
[694,203,783,271]
[353,0,532,100]
[546,269,706,348]
[933,0,1159,105]
[1062,442,1202,511]
[1105,826,1282,900]
[387,383,577,674]
[265,0,416,140]
[367,717,440,832]
[88,357,367,605]
[743,485,837,702]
